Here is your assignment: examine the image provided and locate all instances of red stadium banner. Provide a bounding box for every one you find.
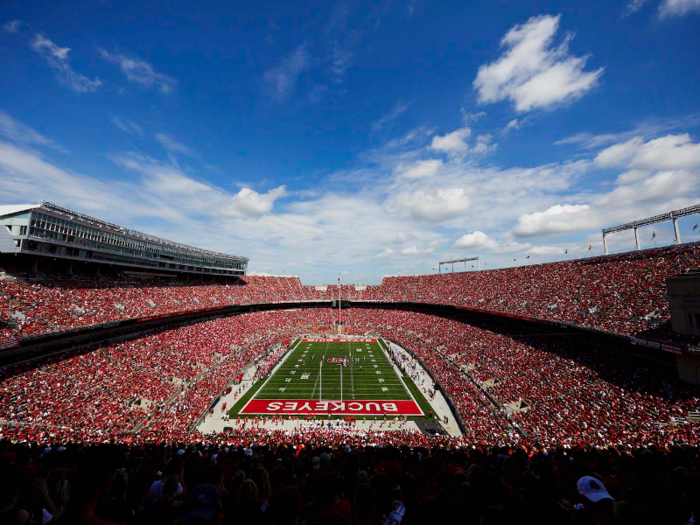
[301,339,377,343]
[239,399,423,416]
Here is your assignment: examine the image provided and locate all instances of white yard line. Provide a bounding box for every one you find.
[237,339,301,415]
[349,341,356,399]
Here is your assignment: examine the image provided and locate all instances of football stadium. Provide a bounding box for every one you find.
[2,3,700,524]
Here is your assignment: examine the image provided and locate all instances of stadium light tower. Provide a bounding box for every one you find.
[438,257,480,273]
[601,204,700,254]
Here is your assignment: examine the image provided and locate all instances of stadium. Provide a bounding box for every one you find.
[1,198,700,522]
[2,3,700,523]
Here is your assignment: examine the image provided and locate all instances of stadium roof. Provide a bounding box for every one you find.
[0,204,41,216]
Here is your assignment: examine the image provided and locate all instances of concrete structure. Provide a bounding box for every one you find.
[667,272,700,337]
[0,201,247,277]
[667,271,700,384]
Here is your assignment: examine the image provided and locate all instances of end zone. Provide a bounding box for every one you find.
[239,399,424,416]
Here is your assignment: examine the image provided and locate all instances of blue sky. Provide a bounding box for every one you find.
[1,0,700,284]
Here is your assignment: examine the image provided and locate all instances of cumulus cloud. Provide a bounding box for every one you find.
[630,134,700,170]
[375,248,394,259]
[393,159,442,180]
[98,48,176,94]
[454,231,531,253]
[514,204,592,237]
[394,187,471,223]
[263,44,309,100]
[472,134,497,154]
[595,134,700,170]
[659,0,700,17]
[454,231,498,250]
[473,14,603,112]
[594,137,644,167]
[431,128,470,155]
[31,35,101,93]
[223,186,287,219]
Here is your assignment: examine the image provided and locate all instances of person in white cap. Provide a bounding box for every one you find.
[575,476,614,524]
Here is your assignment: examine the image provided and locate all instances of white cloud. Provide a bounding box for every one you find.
[0,111,65,151]
[594,169,699,209]
[223,186,287,219]
[473,14,603,112]
[473,134,497,155]
[454,231,498,250]
[594,137,644,167]
[110,116,144,137]
[98,48,176,94]
[430,128,470,155]
[375,248,394,259]
[393,159,442,180]
[555,114,700,149]
[371,102,411,134]
[3,19,22,33]
[659,0,700,17]
[454,231,531,253]
[392,232,418,244]
[630,134,700,170]
[514,204,592,237]
[624,0,651,16]
[263,44,309,100]
[31,35,101,93]
[504,119,521,132]
[155,133,195,156]
[528,245,567,255]
[493,241,532,254]
[400,241,442,256]
[393,187,471,223]
[595,134,700,170]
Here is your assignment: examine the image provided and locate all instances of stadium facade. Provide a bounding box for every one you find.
[0,201,248,277]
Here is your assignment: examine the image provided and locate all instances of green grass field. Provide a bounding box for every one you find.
[229,338,436,420]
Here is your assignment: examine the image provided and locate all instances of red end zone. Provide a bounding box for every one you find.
[239,399,423,416]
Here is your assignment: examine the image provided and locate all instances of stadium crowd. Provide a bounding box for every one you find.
[1,308,698,450]
[344,309,700,448]
[1,302,699,523]
[0,310,328,443]
[3,242,699,343]
[1,433,699,524]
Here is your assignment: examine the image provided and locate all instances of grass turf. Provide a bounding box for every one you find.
[229,339,437,421]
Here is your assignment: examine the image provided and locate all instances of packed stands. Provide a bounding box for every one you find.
[2,308,697,449]
[0,310,329,443]
[0,273,306,341]
[2,243,699,344]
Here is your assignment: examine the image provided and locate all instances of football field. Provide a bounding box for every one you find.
[234,338,431,418]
